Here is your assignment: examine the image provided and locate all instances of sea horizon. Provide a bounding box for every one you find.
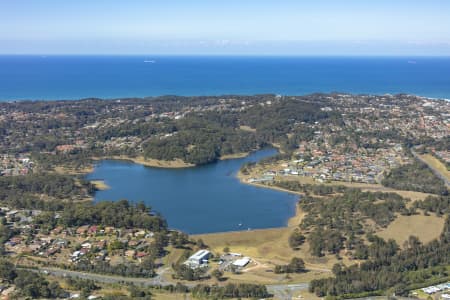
[1,55,450,101]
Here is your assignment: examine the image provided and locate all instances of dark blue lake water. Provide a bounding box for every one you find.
[86,149,298,234]
[1,55,450,101]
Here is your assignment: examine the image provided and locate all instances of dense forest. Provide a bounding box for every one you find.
[72,255,158,278]
[271,180,348,196]
[141,98,337,164]
[142,114,259,165]
[309,215,450,299]
[38,200,168,232]
[0,260,67,299]
[191,283,270,299]
[0,173,95,209]
[382,161,448,195]
[291,187,450,298]
[0,94,339,167]
[298,189,410,257]
[78,200,164,230]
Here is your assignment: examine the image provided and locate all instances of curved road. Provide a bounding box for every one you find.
[411,148,450,188]
[23,266,309,299]
[24,266,174,287]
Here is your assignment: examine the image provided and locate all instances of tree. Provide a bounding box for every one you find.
[170,231,189,248]
[288,257,306,273]
[140,256,157,277]
[212,269,224,281]
[288,229,305,249]
[274,257,306,274]
[196,239,206,248]
[332,263,342,276]
[0,259,17,282]
[14,270,66,299]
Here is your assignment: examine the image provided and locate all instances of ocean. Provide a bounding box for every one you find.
[0,55,450,101]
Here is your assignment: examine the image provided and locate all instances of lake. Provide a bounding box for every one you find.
[86,149,298,234]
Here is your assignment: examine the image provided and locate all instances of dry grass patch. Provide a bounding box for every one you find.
[227,267,329,285]
[219,152,250,160]
[376,213,445,245]
[239,125,256,132]
[93,156,194,168]
[115,156,194,168]
[54,165,94,175]
[90,180,110,190]
[393,190,431,202]
[194,227,291,260]
[420,154,450,182]
[193,204,356,276]
[193,224,343,279]
[152,292,191,299]
[163,246,186,266]
[295,290,324,300]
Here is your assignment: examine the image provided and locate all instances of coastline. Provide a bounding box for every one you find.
[189,171,304,239]
[92,152,253,168]
[219,152,250,160]
[54,165,94,175]
[236,170,304,195]
[92,155,195,169]
[191,204,303,239]
[90,180,110,191]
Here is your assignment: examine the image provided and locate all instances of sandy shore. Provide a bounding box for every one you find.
[54,165,94,175]
[190,171,304,240]
[90,180,110,191]
[219,152,250,160]
[93,155,195,169]
[236,169,304,195]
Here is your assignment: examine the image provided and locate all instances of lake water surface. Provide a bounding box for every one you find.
[86,149,298,234]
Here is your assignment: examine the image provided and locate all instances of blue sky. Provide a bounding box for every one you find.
[1,0,450,55]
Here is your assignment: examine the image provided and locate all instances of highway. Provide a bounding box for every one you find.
[23,266,175,287]
[22,266,310,299]
[411,148,450,188]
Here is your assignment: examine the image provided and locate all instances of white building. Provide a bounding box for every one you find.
[184,249,211,268]
[232,257,251,268]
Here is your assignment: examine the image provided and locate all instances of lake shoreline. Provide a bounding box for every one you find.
[219,152,251,160]
[92,156,195,169]
[90,180,110,191]
[91,152,254,169]
[82,149,411,236]
[236,170,303,195]
[191,204,303,238]
[86,148,299,234]
[90,148,305,235]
